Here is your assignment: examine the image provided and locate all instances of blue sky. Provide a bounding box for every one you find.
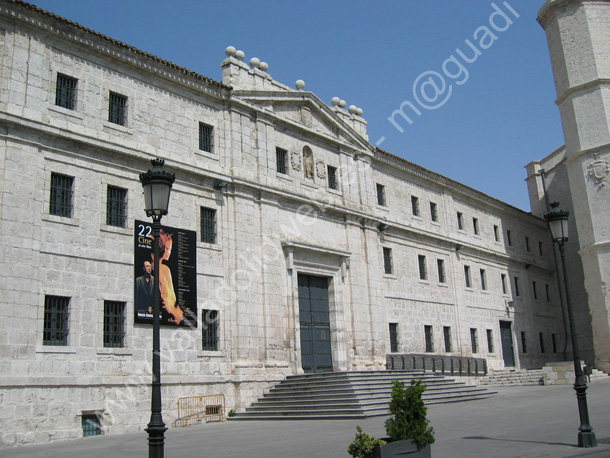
[30,0,564,211]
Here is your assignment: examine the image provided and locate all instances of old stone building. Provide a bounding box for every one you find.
[0,0,579,448]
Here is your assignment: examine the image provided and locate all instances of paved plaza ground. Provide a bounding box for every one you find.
[2,377,610,458]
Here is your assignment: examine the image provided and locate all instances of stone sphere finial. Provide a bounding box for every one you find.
[348,105,357,114]
[225,46,236,57]
[235,50,245,61]
[356,107,363,116]
[295,80,306,90]
[331,97,340,106]
[249,57,260,68]
[259,62,269,72]
[339,100,347,108]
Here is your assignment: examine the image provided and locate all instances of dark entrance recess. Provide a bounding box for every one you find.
[500,321,516,367]
[298,274,333,373]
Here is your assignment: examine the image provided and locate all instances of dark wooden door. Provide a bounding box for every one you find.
[500,321,515,367]
[298,274,332,373]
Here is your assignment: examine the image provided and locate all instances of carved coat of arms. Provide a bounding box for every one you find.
[587,153,610,188]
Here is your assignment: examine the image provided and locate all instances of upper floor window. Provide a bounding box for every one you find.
[486,329,494,353]
[464,265,472,288]
[327,165,338,190]
[514,276,520,296]
[457,212,464,230]
[539,241,543,256]
[437,259,446,284]
[104,300,125,348]
[43,295,70,346]
[376,184,386,206]
[493,225,500,242]
[507,229,513,246]
[525,236,531,252]
[473,217,479,235]
[201,207,217,244]
[383,247,393,275]
[545,283,551,302]
[501,273,508,294]
[108,92,127,126]
[418,255,427,280]
[411,196,420,216]
[276,147,288,175]
[430,202,438,222]
[50,172,74,218]
[480,269,487,290]
[202,309,219,351]
[389,323,399,353]
[470,328,478,353]
[532,281,538,300]
[106,185,127,228]
[199,122,214,153]
[55,73,77,110]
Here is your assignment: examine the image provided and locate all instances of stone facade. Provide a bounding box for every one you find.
[0,0,566,448]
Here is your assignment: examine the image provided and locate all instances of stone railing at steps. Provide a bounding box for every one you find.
[386,353,488,376]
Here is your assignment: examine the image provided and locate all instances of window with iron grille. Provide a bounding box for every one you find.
[43,295,70,346]
[389,323,399,353]
[327,165,337,189]
[82,414,102,437]
[457,212,464,230]
[521,332,527,353]
[411,196,420,216]
[50,172,74,218]
[106,185,127,227]
[202,309,219,351]
[437,259,446,283]
[424,325,434,353]
[418,255,427,280]
[108,92,127,126]
[480,269,487,290]
[376,183,386,206]
[276,147,287,174]
[464,265,472,288]
[199,122,214,153]
[383,247,393,275]
[443,326,452,352]
[55,73,77,110]
[470,328,478,353]
[103,301,125,348]
[430,202,438,222]
[486,329,494,353]
[200,207,217,244]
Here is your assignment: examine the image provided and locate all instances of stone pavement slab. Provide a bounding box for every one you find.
[2,378,609,458]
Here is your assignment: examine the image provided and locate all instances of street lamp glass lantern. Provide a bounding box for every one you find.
[139,158,175,217]
[544,202,569,243]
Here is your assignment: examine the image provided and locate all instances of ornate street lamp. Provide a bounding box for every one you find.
[140,158,175,458]
[544,202,596,448]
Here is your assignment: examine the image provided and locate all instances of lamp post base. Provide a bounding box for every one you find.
[146,417,168,458]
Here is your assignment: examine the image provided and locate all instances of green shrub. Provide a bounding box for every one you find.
[227,409,236,417]
[347,425,387,458]
[384,380,435,446]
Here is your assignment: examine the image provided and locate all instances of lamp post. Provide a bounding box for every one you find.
[544,202,596,448]
[139,158,175,458]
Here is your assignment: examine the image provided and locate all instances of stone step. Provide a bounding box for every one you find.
[477,369,544,387]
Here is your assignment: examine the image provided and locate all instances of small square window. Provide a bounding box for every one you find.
[202,309,219,351]
[424,325,434,353]
[50,172,74,218]
[443,326,452,352]
[43,295,70,346]
[104,301,125,348]
[376,184,386,206]
[430,202,438,222]
[82,414,102,437]
[199,123,214,153]
[383,247,393,275]
[437,259,446,284]
[411,196,420,216]
[106,185,127,227]
[55,73,77,110]
[418,255,427,280]
[389,323,399,353]
[327,165,338,190]
[108,92,127,126]
[457,212,464,230]
[201,207,217,244]
[276,147,288,175]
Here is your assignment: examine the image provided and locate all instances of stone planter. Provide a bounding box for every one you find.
[373,440,431,458]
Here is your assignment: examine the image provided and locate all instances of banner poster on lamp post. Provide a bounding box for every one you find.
[134,219,197,327]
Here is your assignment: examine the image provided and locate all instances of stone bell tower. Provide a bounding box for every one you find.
[537,0,610,372]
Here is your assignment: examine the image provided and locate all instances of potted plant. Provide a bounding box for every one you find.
[347,426,387,458]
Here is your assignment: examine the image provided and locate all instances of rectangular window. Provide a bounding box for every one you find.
[327,165,337,189]
[443,326,452,352]
[539,241,543,256]
[430,202,438,222]
[55,73,77,110]
[521,332,527,353]
[199,122,214,153]
[470,328,478,353]
[457,212,463,230]
[108,92,127,126]
[486,329,494,353]
[276,147,288,174]
[383,247,393,275]
[411,196,420,216]
[552,334,557,353]
[103,300,125,348]
[50,172,74,218]
[202,309,219,351]
[437,259,446,284]
[525,236,531,252]
[418,255,427,280]
[424,325,434,353]
[473,217,479,235]
[82,414,102,437]
[200,207,217,244]
[376,183,386,206]
[501,274,508,294]
[545,284,551,302]
[389,323,399,353]
[532,281,538,300]
[514,276,520,296]
[507,230,513,246]
[43,295,70,346]
[106,185,127,228]
[539,332,545,353]
[464,265,472,288]
[480,269,487,290]
[494,225,500,242]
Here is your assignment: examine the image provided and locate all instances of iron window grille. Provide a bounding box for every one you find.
[202,309,219,351]
[389,323,399,353]
[82,414,102,437]
[411,196,420,216]
[383,247,393,275]
[430,202,438,222]
[55,73,77,110]
[108,92,127,126]
[103,301,125,348]
[327,165,337,189]
[43,295,70,346]
[276,147,288,174]
[50,172,74,218]
[106,185,127,227]
[437,259,446,283]
[201,207,217,244]
[376,183,386,206]
[424,325,434,353]
[418,255,427,280]
[199,122,214,153]
[443,326,452,352]
[470,328,478,353]
[486,329,494,353]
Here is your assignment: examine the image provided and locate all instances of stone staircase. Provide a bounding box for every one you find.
[231,370,496,421]
[477,369,544,387]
